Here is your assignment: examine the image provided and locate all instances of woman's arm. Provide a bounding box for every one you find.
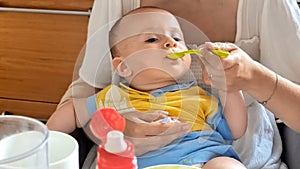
[202,42,300,133]
[244,62,300,132]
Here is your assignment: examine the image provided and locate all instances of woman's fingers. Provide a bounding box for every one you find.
[201,42,239,70]
[205,41,238,52]
[201,42,256,92]
[200,48,224,70]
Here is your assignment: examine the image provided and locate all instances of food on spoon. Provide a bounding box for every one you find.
[167,49,230,59]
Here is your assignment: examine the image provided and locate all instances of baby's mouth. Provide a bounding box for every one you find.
[167,49,201,59]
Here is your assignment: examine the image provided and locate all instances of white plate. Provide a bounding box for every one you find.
[144,164,198,169]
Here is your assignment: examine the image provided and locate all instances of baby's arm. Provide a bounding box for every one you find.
[200,57,247,139]
[46,100,77,133]
[46,78,99,133]
[218,90,247,139]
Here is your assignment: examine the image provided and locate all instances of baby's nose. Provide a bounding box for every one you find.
[164,38,177,48]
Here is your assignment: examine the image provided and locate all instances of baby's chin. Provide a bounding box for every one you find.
[126,68,190,91]
[131,75,194,92]
[128,79,177,92]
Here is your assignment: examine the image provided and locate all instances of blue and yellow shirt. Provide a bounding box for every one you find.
[87,82,218,131]
[86,82,239,167]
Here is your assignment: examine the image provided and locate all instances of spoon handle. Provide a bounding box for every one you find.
[167,49,229,59]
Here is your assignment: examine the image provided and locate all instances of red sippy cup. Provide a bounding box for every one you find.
[90,108,137,169]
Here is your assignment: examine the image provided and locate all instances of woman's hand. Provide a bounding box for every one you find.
[200,42,257,92]
[122,111,191,156]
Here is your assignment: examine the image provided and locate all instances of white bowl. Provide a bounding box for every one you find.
[48,130,79,169]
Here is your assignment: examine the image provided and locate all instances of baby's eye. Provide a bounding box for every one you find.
[145,38,158,43]
[173,37,182,42]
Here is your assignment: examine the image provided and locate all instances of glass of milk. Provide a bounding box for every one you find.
[0,115,49,169]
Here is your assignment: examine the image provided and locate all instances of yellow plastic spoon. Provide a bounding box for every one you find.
[167,49,230,59]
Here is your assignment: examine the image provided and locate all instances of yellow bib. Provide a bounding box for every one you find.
[96,83,218,131]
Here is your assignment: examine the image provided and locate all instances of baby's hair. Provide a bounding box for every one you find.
[125,6,168,15]
[109,6,173,58]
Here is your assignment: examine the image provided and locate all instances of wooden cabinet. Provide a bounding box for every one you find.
[0,0,94,120]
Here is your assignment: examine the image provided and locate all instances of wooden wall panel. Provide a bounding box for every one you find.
[0,12,88,102]
[0,1,93,118]
[0,0,94,11]
[0,98,57,120]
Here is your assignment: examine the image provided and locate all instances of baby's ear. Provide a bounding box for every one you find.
[112,57,132,77]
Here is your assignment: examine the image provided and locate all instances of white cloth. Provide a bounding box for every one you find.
[78,0,300,168]
[233,93,283,169]
[233,1,300,168]
[79,0,140,88]
[236,0,300,84]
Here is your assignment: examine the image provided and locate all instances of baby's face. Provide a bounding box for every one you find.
[112,9,191,91]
